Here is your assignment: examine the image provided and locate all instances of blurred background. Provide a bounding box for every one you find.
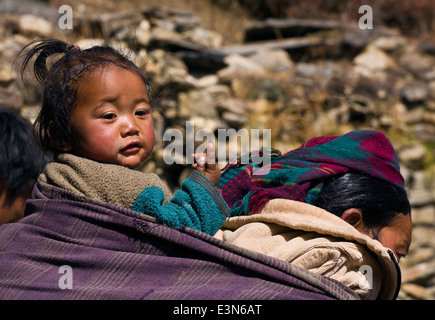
[1,0,435,299]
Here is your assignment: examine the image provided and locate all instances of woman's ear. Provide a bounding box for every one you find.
[341,208,366,232]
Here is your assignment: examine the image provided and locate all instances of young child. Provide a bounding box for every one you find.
[18,39,233,236]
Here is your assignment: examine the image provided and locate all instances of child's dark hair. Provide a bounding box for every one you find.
[17,39,151,154]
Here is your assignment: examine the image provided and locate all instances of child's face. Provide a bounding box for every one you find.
[69,65,155,169]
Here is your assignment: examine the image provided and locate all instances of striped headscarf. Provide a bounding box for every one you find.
[218,130,406,216]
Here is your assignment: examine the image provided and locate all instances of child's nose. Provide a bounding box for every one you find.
[121,116,140,136]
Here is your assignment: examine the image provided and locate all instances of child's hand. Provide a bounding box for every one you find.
[192,143,220,186]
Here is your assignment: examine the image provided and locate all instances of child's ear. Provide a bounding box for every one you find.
[55,137,73,152]
[53,140,72,153]
[47,121,72,152]
[60,144,73,152]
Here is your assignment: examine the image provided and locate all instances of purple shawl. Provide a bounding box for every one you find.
[0,179,357,300]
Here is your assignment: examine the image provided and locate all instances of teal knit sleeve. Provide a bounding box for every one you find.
[132,171,231,236]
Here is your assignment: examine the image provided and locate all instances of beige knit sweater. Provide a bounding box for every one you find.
[215,199,400,300]
[39,153,173,208]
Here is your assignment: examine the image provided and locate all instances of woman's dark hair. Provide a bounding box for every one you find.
[16,39,151,154]
[314,172,411,230]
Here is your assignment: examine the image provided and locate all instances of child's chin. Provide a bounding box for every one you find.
[122,161,140,169]
[113,157,138,169]
[118,153,149,169]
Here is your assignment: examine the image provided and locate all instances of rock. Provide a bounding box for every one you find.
[406,170,435,205]
[398,143,427,170]
[402,262,435,283]
[0,36,29,63]
[408,247,435,265]
[75,38,105,50]
[171,13,202,33]
[248,49,294,73]
[423,112,435,126]
[216,98,248,115]
[353,44,397,77]
[294,63,319,78]
[0,0,57,21]
[401,283,432,300]
[411,225,435,249]
[136,20,152,47]
[403,107,424,124]
[419,41,435,55]
[348,94,375,120]
[144,48,168,76]
[246,98,275,129]
[182,27,223,48]
[220,36,326,56]
[295,62,334,78]
[18,14,53,37]
[221,111,248,128]
[420,68,435,81]
[342,25,372,49]
[161,57,190,85]
[178,89,219,119]
[0,87,22,109]
[186,74,219,89]
[146,50,192,88]
[159,97,178,119]
[20,105,40,123]
[189,115,227,132]
[150,26,181,43]
[372,35,406,52]
[412,123,435,142]
[217,53,266,81]
[399,50,435,79]
[428,81,435,100]
[176,50,227,73]
[244,18,340,42]
[99,10,144,39]
[401,84,429,104]
[203,84,231,101]
[0,66,17,87]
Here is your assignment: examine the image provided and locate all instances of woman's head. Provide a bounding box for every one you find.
[0,109,49,224]
[19,39,154,168]
[219,129,412,259]
[314,172,412,261]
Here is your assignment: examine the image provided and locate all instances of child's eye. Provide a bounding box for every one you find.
[102,113,116,120]
[135,109,150,116]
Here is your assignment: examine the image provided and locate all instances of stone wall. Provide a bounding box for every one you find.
[0,1,434,299]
